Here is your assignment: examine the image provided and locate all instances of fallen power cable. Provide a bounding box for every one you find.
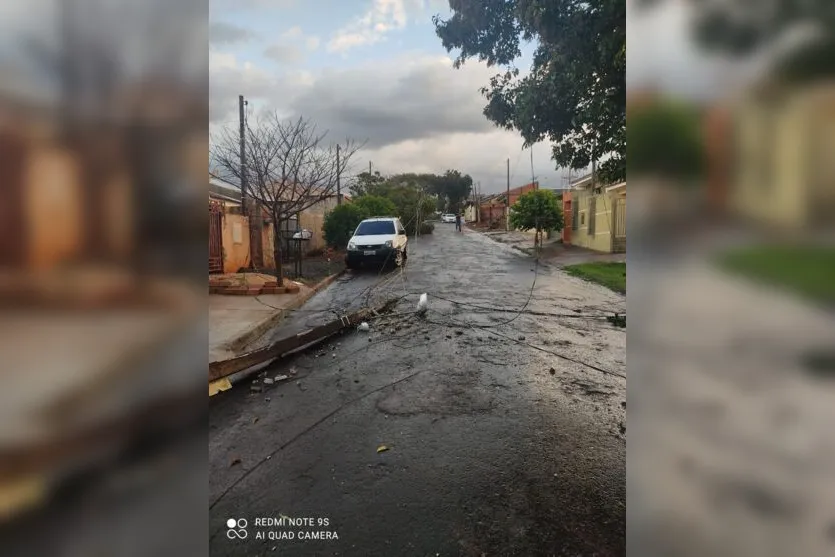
[208,298,399,382]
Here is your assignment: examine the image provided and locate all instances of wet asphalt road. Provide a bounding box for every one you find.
[209,224,626,556]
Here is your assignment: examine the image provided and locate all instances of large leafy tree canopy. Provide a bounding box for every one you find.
[350,169,474,212]
[433,0,626,183]
[349,171,388,198]
[427,170,473,211]
[637,0,835,83]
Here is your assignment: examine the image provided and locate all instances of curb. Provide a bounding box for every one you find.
[220,269,346,357]
[209,269,346,396]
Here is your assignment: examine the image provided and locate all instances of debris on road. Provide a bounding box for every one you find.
[607,313,626,328]
[358,322,370,332]
[263,377,274,385]
[274,374,289,382]
[230,458,241,467]
[417,293,428,315]
[549,368,556,375]
[209,298,397,382]
[376,445,390,453]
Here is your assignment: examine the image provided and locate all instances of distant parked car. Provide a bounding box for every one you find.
[441,214,456,223]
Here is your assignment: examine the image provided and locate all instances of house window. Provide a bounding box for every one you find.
[580,211,586,226]
[572,201,579,230]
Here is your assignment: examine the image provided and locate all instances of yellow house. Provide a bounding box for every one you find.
[731,81,835,229]
[568,175,626,253]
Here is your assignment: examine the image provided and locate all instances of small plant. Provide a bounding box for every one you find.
[419,222,435,235]
[323,204,366,249]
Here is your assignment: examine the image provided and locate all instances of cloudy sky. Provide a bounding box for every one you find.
[210,0,588,194]
[0,0,754,196]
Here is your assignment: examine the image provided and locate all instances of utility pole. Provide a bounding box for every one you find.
[336,143,342,205]
[476,181,481,224]
[239,95,247,216]
[369,161,372,174]
[506,158,510,231]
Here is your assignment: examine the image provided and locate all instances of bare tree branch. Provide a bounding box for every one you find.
[210,112,364,284]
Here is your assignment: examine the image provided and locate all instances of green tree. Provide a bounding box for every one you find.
[431,169,473,212]
[353,195,398,218]
[433,0,625,183]
[323,204,366,249]
[349,171,388,198]
[387,184,437,235]
[509,190,564,246]
[627,100,705,181]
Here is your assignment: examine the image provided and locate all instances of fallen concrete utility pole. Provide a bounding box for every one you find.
[208,298,398,383]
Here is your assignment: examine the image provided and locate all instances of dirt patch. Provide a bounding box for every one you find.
[261,254,346,287]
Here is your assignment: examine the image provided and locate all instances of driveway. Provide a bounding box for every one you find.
[209,224,626,556]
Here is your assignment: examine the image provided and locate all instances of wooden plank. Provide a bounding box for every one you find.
[208,298,397,382]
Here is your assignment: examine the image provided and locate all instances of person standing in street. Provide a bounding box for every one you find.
[455,212,462,232]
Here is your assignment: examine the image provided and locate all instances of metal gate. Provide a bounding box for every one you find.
[0,133,26,266]
[209,201,223,274]
[613,197,626,238]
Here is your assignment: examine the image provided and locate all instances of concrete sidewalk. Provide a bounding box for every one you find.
[209,273,342,364]
[475,228,625,267]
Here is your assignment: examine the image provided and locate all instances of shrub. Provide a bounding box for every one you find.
[353,195,397,218]
[323,204,366,249]
[419,222,434,235]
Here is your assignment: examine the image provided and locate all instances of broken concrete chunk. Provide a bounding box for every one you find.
[263,378,274,385]
[274,374,289,382]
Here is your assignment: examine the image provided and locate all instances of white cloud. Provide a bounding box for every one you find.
[209,52,563,193]
[264,44,303,64]
[264,26,319,65]
[283,26,304,40]
[328,0,426,53]
[212,0,297,11]
[263,26,320,65]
